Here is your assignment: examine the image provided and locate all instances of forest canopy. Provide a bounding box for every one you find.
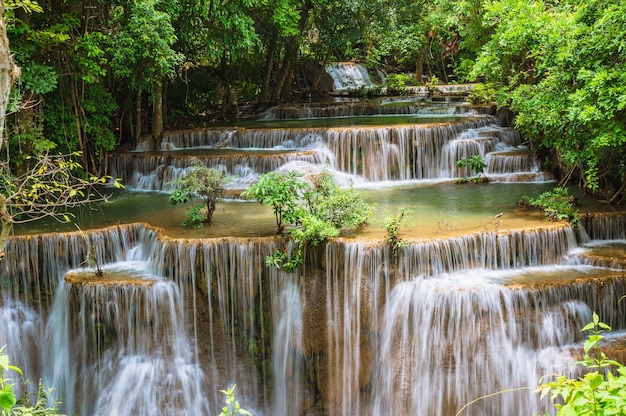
[3,0,626,202]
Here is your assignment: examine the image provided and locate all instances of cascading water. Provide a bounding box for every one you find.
[111,117,552,192]
[371,273,587,415]
[325,62,377,91]
[2,95,625,416]
[1,218,625,415]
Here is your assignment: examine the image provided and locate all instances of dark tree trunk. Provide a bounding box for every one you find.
[152,80,163,147]
[135,90,143,147]
[259,35,277,103]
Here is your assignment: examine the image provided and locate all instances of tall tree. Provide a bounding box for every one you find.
[0,1,122,257]
[108,0,182,148]
[0,0,13,150]
[473,0,626,203]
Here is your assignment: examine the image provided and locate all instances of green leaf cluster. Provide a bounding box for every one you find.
[242,171,307,234]
[456,154,488,179]
[472,0,626,203]
[527,187,580,226]
[539,313,626,416]
[244,170,373,271]
[0,345,64,415]
[304,171,373,230]
[382,208,410,256]
[218,385,252,416]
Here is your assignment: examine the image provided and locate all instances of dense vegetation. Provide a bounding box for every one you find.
[2,0,625,203]
[244,170,373,271]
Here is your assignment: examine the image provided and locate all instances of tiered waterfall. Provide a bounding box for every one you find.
[1,95,625,416]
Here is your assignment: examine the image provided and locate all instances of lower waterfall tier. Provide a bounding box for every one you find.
[1,216,625,415]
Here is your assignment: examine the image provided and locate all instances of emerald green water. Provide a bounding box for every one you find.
[17,182,577,239]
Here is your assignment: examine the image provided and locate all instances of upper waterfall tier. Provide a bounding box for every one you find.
[112,117,552,192]
[259,99,490,120]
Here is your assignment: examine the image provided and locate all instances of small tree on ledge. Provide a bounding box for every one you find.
[168,158,230,228]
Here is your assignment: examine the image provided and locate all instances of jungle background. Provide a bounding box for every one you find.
[4,0,626,203]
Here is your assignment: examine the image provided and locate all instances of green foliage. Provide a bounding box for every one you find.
[168,158,229,227]
[456,154,488,179]
[81,83,118,152]
[283,212,339,272]
[383,208,410,256]
[0,151,123,222]
[539,313,626,416]
[466,83,497,104]
[218,385,252,416]
[304,172,373,230]
[472,0,626,203]
[180,204,206,229]
[0,345,64,415]
[385,73,412,95]
[242,171,307,234]
[108,0,183,91]
[5,0,43,13]
[528,187,580,225]
[246,170,373,271]
[74,32,108,84]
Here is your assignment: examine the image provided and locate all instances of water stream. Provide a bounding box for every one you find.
[1,91,625,415]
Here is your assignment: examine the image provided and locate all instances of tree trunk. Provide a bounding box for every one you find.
[152,81,163,148]
[259,35,277,103]
[0,195,12,258]
[0,0,17,151]
[271,38,297,103]
[312,49,332,91]
[415,52,425,85]
[135,89,142,147]
[270,0,312,103]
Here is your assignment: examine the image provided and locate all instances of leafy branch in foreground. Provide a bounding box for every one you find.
[456,313,626,416]
[0,152,123,257]
[538,312,626,415]
[218,385,252,416]
[0,345,64,415]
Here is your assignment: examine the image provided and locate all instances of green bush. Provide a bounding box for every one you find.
[456,154,488,180]
[528,187,580,226]
[242,171,307,235]
[304,172,373,229]
[382,208,410,256]
[467,83,497,104]
[385,73,412,95]
[245,170,374,271]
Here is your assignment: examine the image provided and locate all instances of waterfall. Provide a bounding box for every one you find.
[271,274,304,414]
[371,275,588,415]
[260,101,480,120]
[1,214,625,415]
[325,63,376,91]
[320,224,626,415]
[110,117,559,191]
